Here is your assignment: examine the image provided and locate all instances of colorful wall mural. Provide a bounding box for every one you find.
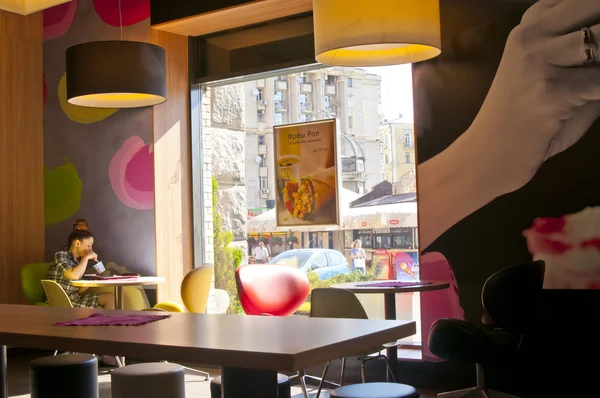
[43,0,155,274]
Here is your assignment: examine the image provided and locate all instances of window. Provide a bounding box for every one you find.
[259,156,267,167]
[347,95,354,108]
[311,252,328,268]
[257,112,265,122]
[274,91,283,101]
[328,251,345,267]
[404,133,411,147]
[348,116,353,129]
[258,135,265,145]
[405,152,411,163]
[299,93,308,103]
[300,113,308,122]
[274,113,283,125]
[375,234,392,249]
[259,176,268,190]
[256,88,263,100]
[347,77,353,87]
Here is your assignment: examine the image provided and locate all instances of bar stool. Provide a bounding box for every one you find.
[210,373,291,398]
[331,382,419,398]
[111,362,185,398]
[30,354,98,398]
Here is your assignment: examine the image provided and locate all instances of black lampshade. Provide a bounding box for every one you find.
[66,41,167,108]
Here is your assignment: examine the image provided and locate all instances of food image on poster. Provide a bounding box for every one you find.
[274,119,340,228]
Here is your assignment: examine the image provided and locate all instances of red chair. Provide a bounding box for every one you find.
[235,264,310,316]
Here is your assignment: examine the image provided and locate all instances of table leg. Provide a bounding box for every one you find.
[114,286,124,310]
[384,293,398,381]
[1,345,7,398]
[221,367,278,398]
[113,286,126,366]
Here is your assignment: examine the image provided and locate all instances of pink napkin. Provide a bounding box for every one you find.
[54,312,171,326]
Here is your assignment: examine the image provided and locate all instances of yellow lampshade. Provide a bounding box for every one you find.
[0,0,71,15]
[313,0,441,66]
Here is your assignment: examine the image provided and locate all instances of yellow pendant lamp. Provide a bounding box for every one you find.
[0,0,70,14]
[313,0,441,66]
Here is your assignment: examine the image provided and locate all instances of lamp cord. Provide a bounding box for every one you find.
[118,0,123,40]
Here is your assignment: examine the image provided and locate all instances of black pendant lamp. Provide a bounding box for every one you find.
[66,41,166,108]
[65,0,166,108]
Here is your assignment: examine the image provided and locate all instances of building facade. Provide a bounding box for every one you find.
[380,121,416,192]
[245,67,383,212]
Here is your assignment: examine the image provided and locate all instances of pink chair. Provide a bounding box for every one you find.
[235,264,310,316]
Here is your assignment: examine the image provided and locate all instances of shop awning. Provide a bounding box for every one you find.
[247,189,417,233]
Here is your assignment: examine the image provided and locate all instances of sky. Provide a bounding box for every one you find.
[363,64,414,123]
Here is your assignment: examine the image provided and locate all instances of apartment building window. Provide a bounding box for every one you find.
[274,113,283,125]
[274,91,283,101]
[257,112,265,122]
[299,93,308,103]
[349,115,353,129]
[405,152,411,163]
[404,133,411,147]
[326,75,336,85]
[300,114,308,122]
[256,88,263,100]
[348,77,353,87]
[259,156,267,167]
[258,135,265,145]
[259,176,268,190]
[347,95,354,108]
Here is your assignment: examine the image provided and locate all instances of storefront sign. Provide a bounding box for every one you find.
[273,119,340,228]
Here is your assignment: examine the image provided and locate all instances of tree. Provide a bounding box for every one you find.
[212,176,244,314]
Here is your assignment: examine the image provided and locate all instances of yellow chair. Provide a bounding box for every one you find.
[153,301,185,312]
[40,280,74,308]
[181,265,214,313]
[86,285,150,311]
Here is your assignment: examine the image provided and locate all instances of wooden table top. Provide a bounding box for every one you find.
[0,305,415,371]
[332,280,450,294]
[71,276,165,288]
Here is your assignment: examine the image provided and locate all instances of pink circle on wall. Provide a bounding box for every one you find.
[109,136,154,210]
[43,0,79,41]
[92,0,150,27]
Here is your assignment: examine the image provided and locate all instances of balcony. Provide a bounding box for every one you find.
[257,99,267,110]
[300,83,312,93]
[325,85,336,96]
[300,103,313,113]
[257,122,267,132]
[275,81,288,90]
[256,79,266,88]
[274,100,287,112]
[258,145,267,155]
[260,189,269,199]
[259,167,268,177]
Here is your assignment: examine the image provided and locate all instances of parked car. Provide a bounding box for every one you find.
[268,249,350,280]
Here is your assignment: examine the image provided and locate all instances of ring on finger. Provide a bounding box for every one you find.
[581,27,598,66]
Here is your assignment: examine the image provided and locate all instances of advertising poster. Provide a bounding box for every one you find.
[273,119,341,228]
[372,249,392,280]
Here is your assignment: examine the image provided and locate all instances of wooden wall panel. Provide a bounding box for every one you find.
[0,10,44,304]
[151,29,193,304]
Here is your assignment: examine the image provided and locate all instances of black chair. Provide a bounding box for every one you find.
[30,354,99,398]
[428,260,545,398]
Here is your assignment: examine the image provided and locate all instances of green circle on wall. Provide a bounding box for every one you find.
[44,159,82,226]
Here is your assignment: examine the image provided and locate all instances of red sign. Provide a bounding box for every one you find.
[361,222,367,227]
[390,220,399,225]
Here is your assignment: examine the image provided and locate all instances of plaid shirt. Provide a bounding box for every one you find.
[48,247,99,308]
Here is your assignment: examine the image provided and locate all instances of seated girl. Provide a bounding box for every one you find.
[47,229,115,309]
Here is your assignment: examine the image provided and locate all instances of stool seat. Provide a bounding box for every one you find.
[331,382,419,398]
[30,354,98,398]
[111,362,185,398]
[210,373,291,398]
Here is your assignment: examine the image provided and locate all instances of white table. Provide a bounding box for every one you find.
[72,276,165,310]
[0,305,416,398]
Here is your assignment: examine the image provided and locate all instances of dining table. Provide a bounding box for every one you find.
[331,279,450,379]
[71,276,165,310]
[0,304,416,398]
